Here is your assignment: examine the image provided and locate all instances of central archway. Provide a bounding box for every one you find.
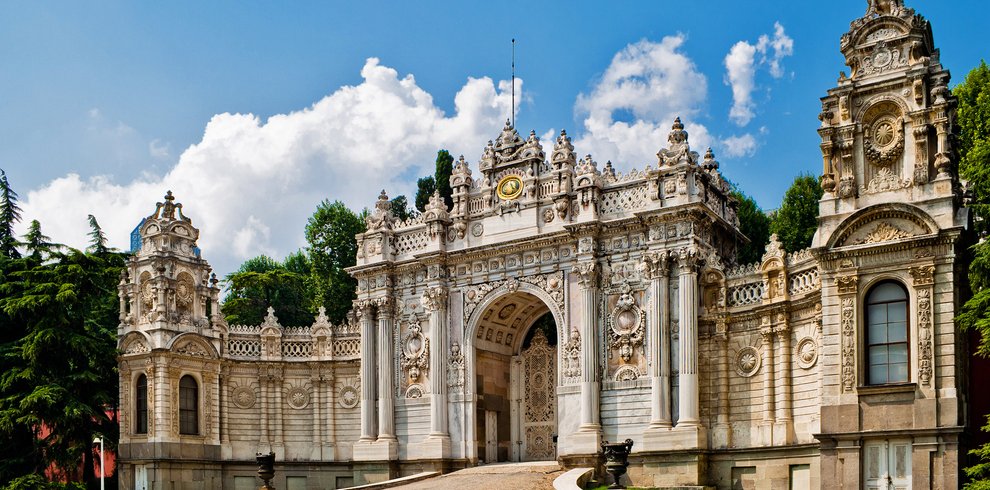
[469,290,559,463]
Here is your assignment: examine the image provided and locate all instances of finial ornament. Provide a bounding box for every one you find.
[656,117,698,166]
[148,190,190,222]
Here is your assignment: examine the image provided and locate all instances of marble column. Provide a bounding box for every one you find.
[645,251,672,429]
[576,261,601,431]
[713,317,731,448]
[376,298,396,441]
[773,317,794,445]
[676,249,700,427]
[358,302,377,442]
[422,287,450,438]
[760,321,776,446]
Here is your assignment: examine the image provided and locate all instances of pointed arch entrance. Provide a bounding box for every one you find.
[468,290,561,463]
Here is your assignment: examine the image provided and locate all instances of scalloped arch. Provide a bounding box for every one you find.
[465,282,566,347]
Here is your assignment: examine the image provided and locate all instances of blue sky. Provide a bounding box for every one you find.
[1,1,987,275]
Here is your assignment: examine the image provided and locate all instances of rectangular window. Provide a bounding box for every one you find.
[179,375,198,435]
[135,375,148,434]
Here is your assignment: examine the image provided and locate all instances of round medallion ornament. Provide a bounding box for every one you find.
[471,223,484,237]
[287,387,310,409]
[735,346,761,377]
[796,337,819,369]
[496,175,524,200]
[232,386,256,409]
[339,386,359,409]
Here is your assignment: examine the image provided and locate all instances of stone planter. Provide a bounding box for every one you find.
[601,439,634,489]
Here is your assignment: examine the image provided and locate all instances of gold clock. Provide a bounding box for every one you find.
[496,175,524,200]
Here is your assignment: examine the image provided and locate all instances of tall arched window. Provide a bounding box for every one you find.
[179,375,199,435]
[866,281,909,385]
[135,374,148,434]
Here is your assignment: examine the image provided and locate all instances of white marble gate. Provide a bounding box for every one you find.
[519,330,556,461]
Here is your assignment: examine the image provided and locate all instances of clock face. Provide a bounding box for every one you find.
[496,175,524,200]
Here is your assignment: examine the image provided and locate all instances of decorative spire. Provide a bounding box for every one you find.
[552,129,576,168]
[702,148,719,170]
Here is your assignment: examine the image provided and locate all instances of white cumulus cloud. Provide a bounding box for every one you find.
[573,35,712,169]
[721,134,759,158]
[20,58,518,276]
[724,22,794,126]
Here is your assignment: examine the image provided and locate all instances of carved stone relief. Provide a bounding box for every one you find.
[606,285,645,365]
[917,288,933,386]
[796,337,819,369]
[231,385,256,409]
[338,385,359,409]
[735,346,761,377]
[399,321,430,389]
[841,298,856,393]
[286,386,310,409]
[448,342,465,392]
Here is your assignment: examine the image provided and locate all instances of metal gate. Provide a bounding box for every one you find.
[520,329,556,461]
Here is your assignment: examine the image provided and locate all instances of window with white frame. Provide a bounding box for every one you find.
[865,281,909,385]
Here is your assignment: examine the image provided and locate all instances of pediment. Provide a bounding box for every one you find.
[828,204,937,249]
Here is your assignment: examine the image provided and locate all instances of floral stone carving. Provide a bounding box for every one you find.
[735,346,761,377]
[796,337,819,369]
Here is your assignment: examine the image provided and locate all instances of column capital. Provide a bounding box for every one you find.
[374,296,395,319]
[420,286,449,312]
[640,250,671,280]
[575,261,598,289]
[355,300,376,317]
[676,246,700,272]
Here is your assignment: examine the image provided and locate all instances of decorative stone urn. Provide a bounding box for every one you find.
[256,451,276,489]
[601,439,634,489]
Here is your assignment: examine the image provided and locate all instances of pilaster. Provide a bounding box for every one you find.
[572,259,602,453]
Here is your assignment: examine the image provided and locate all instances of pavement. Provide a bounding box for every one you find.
[390,461,564,490]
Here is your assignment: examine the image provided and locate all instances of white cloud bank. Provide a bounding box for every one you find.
[574,35,713,168]
[724,22,794,127]
[22,32,788,277]
[21,58,518,275]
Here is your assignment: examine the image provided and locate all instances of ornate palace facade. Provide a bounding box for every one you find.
[116,1,975,488]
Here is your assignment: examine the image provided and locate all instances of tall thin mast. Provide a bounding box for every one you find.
[511,38,515,128]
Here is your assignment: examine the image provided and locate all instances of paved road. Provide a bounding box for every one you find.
[392,462,563,490]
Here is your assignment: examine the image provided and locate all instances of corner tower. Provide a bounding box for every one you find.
[117,192,225,487]
[814,1,969,488]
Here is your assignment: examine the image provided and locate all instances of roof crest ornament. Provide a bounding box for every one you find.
[148,190,191,222]
[656,117,699,167]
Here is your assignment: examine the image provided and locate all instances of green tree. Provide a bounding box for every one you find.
[305,200,365,323]
[221,255,313,326]
[414,149,454,212]
[434,149,454,210]
[0,247,125,485]
[21,220,58,264]
[0,170,23,260]
[414,176,436,212]
[769,174,823,253]
[86,215,109,255]
[732,190,772,264]
[956,60,990,489]
[390,195,413,222]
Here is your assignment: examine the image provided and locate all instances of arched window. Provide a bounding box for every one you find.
[135,374,148,434]
[179,375,199,435]
[866,282,909,385]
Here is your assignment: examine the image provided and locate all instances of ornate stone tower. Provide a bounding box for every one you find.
[814,1,969,487]
[117,192,225,487]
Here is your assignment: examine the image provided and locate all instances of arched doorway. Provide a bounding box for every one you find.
[471,291,558,463]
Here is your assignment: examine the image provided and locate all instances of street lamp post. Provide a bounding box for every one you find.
[92,436,105,490]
